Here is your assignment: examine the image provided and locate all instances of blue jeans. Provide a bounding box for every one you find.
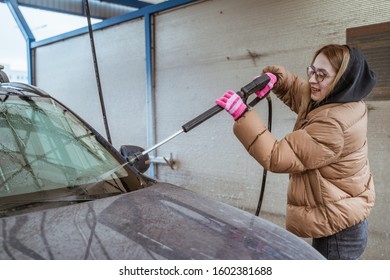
[312,219,368,260]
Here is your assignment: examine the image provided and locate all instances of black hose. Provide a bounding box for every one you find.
[85,0,112,144]
[255,95,272,216]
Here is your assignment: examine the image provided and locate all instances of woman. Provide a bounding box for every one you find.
[216,44,376,259]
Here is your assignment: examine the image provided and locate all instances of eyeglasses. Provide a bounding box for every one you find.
[306,66,334,82]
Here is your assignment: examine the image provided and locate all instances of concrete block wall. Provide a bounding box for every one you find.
[35,0,390,259]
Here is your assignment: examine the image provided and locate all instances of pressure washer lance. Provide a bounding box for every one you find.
[128,74,271,164]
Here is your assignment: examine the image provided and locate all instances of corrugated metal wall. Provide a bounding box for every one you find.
[34,0,390,259]
[7,0,136,18]
[35,18,148,147]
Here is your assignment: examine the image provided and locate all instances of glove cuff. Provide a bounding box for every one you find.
[234,107,248,121]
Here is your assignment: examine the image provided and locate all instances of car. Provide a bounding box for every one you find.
[0,67,324,260]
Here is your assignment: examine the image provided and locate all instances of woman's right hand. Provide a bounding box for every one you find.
[262,65,285,89]
[255,72,278,99]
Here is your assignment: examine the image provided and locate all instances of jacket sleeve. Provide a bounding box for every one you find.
[265,66,311,114]
[233,110,344,173]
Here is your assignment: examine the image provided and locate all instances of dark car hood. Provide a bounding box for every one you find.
[0,183,324,260]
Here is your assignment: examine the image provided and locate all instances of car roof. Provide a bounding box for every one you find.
[0,82,50,98]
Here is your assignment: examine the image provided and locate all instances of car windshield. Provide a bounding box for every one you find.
[0,92,132,199]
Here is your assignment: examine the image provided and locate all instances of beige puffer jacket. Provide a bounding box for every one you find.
[233,67,375,238]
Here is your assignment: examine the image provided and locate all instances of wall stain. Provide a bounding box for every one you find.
[225,49,264,66]
[246,49,262,66]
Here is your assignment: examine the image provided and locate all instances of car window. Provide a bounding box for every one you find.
[0,94,130,198]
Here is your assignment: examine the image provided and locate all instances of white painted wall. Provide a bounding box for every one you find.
[35,18,148,149]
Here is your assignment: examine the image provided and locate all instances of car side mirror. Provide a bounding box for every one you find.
[0,65,10,83]
[120,145,150,173]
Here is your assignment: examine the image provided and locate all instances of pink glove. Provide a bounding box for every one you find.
[215,90,247,121]
[255,72,277,99]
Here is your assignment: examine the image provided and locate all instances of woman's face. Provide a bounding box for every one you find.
[309,52,337,102]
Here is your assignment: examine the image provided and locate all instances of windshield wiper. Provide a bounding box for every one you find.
[0,192,119,217]
[0,192,117,206]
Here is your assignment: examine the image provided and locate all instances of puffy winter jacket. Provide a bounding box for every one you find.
[233,59,376,238]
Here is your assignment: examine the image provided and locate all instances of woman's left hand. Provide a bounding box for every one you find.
[215,90,247,121]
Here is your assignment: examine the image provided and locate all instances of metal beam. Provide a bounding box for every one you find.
[4,0,35,84]
[144,12,156,177]
[4,0,34,41]
[101,0,152,9]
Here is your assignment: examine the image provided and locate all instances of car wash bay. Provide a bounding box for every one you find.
[4,0,390,259]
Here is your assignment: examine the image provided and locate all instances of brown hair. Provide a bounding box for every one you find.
[311,44,350,93]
